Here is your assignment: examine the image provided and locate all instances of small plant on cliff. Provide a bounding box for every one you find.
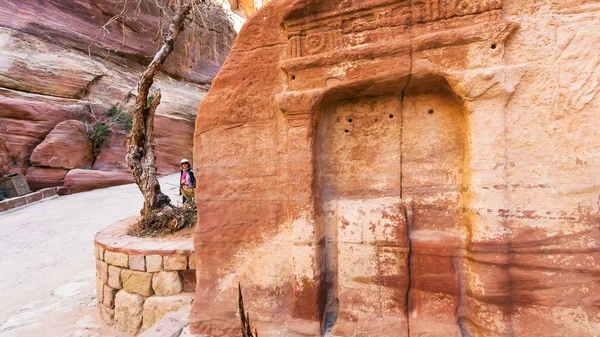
[146,94,155,106]
[91,122,112,146]
[108,106,133,132]
[82,104,134,162]
[81,119,112,161]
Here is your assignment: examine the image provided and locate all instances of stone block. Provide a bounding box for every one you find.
[139,306,191,337]
[25,192,43,203]
[141,293,194,330]
[96,260,108,282]
[103,284,118,308]
[188,254,197,270]
[96,277,104,304]
[129,255,146,271]
[164,254,188,271]
[95,245,105,261]
[0,201,8,212]
[99,304,115,325]
[7,198,26,209]
[104,250,129,267]
[146,255,163,272]
[139,319,186,337]
[182,270,196,293]
[152,271,183,296]
[40,187,58,198]
[108,265,123,289]
[122,270,153,296]
[114,290,144,334]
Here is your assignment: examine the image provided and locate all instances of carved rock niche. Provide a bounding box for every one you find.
[316,75,467,336]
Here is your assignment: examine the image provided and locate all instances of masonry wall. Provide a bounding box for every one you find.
[94,218,196,335]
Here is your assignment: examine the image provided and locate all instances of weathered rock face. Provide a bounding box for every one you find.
[24,167,69,191]
[61,169,134,194]
[30,120,93,169]
[0,0,236,192]
[227,0,270,18]
[192,0,600,336]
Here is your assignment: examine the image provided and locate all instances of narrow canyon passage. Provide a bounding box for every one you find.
[316,77,467,336]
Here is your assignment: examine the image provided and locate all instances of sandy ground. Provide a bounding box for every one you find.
[0,174,182,337]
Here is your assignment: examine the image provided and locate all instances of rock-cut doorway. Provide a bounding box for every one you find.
[315,75,467,337]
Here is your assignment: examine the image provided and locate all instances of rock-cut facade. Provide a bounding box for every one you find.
[191,0,600,336]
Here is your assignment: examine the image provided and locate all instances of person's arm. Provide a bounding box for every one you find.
[189,170,196,188]
[179,170,183,195]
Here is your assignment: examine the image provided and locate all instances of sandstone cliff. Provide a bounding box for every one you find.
[228,0,270,18]
[191,0,600,336]
[0,0,235,193]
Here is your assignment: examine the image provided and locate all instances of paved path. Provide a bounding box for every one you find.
[0,174,182,337]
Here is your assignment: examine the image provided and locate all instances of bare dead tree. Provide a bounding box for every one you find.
[126,0,190,215]
[86,0,233,217]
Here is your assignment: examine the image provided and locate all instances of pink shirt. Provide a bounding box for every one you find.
[181,170,192,187]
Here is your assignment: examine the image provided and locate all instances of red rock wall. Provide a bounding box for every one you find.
[0,0,236,192]
[192,0,600,336]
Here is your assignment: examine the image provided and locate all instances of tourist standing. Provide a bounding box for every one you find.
[179,159,196,203]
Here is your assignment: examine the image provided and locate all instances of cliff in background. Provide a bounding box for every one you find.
[0,0,236,193]
[228,0,271,18]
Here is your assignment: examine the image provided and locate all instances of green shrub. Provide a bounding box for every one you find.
[92,122,112,146]
[125,118,133,132]
[108,106,120,116]
[108,106,133,132]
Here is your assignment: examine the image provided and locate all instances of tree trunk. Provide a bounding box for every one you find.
[126,0,191,216]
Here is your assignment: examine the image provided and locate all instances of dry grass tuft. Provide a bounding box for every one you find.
[128,203,197,237]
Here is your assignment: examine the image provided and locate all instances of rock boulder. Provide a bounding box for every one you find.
[60,170,134,195]
[29,120,93,169]
[24,167,68,191]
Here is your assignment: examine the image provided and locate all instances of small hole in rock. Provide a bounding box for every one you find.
[491,44,497,50]
[344,129,349,133]
[389,114,394,119]
[348,118,353,123]
[291,75,296,80]
[428,109,434,114]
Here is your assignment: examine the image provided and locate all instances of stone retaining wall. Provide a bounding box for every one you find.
[94,217,196,335]
[0,187,59,213]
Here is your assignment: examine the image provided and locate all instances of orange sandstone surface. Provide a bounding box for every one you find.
[191,0,600,336]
